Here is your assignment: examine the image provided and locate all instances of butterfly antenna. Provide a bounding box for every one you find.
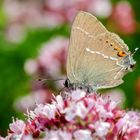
[131,47,139,56]
[37,78,65,87]
[37,78,65,82]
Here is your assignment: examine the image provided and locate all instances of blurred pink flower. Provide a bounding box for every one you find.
[3,120,26,140]
[38,37,68,78]
[110,1,137,34]
[115,111,140,139]
[0,137,5,140]
[88,0,112,18]
[24,36,68,79]
[103,89,126,107]
[4,0,112,42]
[5,24,26,43]
[17,37,68,112]
[46,0,112,20]
[9,119,25,135]
[2,89,140,139]
[14,89,53,112]
[24,59,38,75]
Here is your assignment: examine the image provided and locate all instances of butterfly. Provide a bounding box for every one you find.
[64,11,136,92]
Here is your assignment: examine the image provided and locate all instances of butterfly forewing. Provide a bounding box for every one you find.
[67,11,107,83]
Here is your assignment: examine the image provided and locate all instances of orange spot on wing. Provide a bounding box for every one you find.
[117,51,126,57]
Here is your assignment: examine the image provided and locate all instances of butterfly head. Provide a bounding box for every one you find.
[121,52,136,71]
[128,48,138,69]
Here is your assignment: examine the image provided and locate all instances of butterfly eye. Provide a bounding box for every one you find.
[117,51,126,57]
[130,64,135,69]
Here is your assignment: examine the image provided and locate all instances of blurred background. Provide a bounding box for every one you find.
[0,0,140,136]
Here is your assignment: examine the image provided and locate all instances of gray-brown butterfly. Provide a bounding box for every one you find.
[64,11,136,92]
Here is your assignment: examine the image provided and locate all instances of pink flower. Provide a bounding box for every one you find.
[0,137,6,140]
[103,89,126,107]
[4,0,112,42]
[115,111,140,139]
[53,95,64,113]
[9,119,25,134]
[5,24,25,43]
[94,121,110,137]
[73,129,92,140]
[34,103,57,119]
[45,130,72,140]
[14,89,53,112]
[71,89,86,101]
[110,1,137,34]
[64,100,88,121]
[24,59,38,75]
[7,119,25,139]
[2,89,140,139]
[38,37,68,78]
[88,0,112,18]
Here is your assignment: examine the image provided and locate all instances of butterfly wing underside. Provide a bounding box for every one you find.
[67,11,131,90]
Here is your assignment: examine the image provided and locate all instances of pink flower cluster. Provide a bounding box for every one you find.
[24,37,68,79]
[4,0,112,27]
[3,0,138,42]
[110,1,137,35]
[4,0,112,42]
[1,89,140,140]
